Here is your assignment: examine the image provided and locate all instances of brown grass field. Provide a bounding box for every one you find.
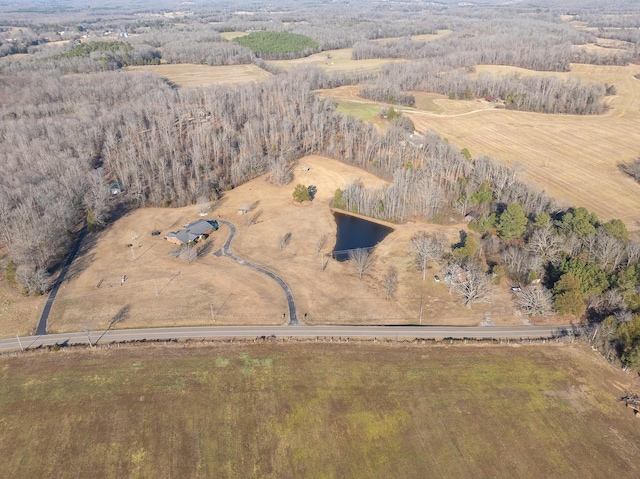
[1,342,640,478]
[268,30,452,74]
[126,63,272,87]
[318,64,640,237]
[19,155,527,337]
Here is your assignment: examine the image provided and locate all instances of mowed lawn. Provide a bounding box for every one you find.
[2,343,640,478]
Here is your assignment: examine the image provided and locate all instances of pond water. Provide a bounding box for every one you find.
[332,212,393,261]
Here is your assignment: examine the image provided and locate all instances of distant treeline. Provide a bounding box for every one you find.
[360,67,608,115]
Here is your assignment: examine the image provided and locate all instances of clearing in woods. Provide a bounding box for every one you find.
[319,64,640,237]
[126,63,272,87]
[1,342,640,478]
[31,155,524,336]
[268,30,452,73]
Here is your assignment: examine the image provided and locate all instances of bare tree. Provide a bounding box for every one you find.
[16,264,53,295]
[446,262,494,308]
[514,285,554,316]
[526,226,564,263]
[383,265,398,300]
[197,195,210,216]
[349,248,376,279]
[268,157,293,186]
[178,245,198,263]
[277,232,292,250]
[315,233,328,254]
[245,209,263,227]
[410,232,445,280]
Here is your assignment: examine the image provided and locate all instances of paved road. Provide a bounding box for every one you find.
[0,324,581,353]
[35,226,87,335]
[218,220,299,325]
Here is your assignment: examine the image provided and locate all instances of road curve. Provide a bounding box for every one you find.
[218,220,299,325]
[0,324,582,353]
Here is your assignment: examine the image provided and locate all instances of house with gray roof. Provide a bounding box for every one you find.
[165,219,219,246]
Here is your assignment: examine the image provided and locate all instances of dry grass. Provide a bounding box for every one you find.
[318,65,640,237]
[268,47,404,73]
[126,63,272,87]
[219,31,251,40]
[2,342,640,478]
[268,30,451,74]
[34,155,529,335]
[405,64,640,236]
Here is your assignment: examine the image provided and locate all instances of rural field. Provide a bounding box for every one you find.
[126,63,272,87]
[319,64,640,237]
[38,155,525,337]
[268,30,451,73]
[1,342,639,478]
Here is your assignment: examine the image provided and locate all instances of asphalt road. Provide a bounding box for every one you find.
[0,324,581,353]
[217,219,299,325]
[35,226,87,335]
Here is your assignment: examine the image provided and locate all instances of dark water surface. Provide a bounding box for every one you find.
[332,212,393,261]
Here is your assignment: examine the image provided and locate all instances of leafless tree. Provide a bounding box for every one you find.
[626,241,640,267]
[514,285,554,316]
[15,264,53,295]
[383,265,399,300]
[277,232,292,250]
[349,248,376,279]
[268,157,294,186]
[197,195,210,216]
[245,209,263,227]
[410,232,445,280]
[446,262,494,308]
[178,245,198,263]
[501,245,541,284]
[526,226,564,263]
[315,233,328,254]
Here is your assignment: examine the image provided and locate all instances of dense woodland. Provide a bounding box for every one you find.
[2,0,640,367]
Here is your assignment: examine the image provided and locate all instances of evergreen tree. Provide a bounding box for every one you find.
[498,203,527,240]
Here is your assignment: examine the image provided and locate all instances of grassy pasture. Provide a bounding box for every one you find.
[219,31,250,40]
[38,155,522,336]
[268,47,403,73]
[126,63,272,87]
[318,64,640,236]
[407,64,640,236]
[1,343,639,478]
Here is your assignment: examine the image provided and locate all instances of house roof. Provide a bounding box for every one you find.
[165,219,218,244]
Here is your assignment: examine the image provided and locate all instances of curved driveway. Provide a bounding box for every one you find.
[218,220,299,325]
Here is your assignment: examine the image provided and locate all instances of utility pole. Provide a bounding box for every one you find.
[419,295,423,325]
[16,335,23,352]
[84,328,93,348]
[210,303,215,321]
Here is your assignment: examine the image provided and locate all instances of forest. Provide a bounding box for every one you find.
[2,0,640,367]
